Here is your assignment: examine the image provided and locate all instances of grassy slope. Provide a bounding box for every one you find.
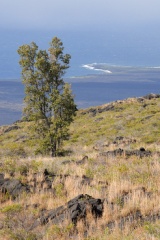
[68,97,160,148]
[0,95,160,157]
[0,95,160,239]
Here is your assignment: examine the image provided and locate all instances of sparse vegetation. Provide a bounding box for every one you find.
[0,94,160,239]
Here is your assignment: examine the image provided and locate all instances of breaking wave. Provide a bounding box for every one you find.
[82,63,160,74]
[82,63,112,74]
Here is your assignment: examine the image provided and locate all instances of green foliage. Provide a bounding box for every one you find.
[10,231,37,240]
[17,163,29,175]
[1,205,40,239]
[85,168,94,178]
[144,221,160,238]
[0,228,38,240]
[1,158,16,173]
[47,223,74,238]
[117,164,129,174]
[114,196,124,208]
[2,142,26,157]
[30,159,43,172]
[131,171,152,185]
[54,183,64,197]
[1,203,22,215]
[84,238,100,240]
[18,37,77,157]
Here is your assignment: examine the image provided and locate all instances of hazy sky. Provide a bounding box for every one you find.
[1,0,160,30]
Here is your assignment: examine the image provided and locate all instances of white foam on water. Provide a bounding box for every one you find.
[82,63,112,74]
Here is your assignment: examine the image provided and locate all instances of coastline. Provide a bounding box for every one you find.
[0,65,160,126]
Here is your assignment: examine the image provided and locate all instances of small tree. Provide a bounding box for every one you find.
[18,37,77,157]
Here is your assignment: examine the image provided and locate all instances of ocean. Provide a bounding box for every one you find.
[0,27,160,125]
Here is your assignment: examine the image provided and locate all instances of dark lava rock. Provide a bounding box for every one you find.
[99,148,124,158]
[113,136,136,145]
[139,147,145,152]
[76,156,88,165]
[97,104,114,113]
[4,125,20,133]
[143,93,160,100]
[105,210,160,231]
[0,173,4,180]
[81,175,93,185]
[14,135,27,142]
[61,160,75,165]
[39,194,103,226]
[125,148,151,158]
[95,117,104,122]
[82,103,115,117]
[0,178,30,199]
[43,169,50,176]
[99,148,151,158]
[115,136,124,141]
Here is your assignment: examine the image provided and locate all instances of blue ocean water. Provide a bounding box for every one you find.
[0,27,160,125]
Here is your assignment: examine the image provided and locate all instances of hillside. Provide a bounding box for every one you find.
[0,93,160,239]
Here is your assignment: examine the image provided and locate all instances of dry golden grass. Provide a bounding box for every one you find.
[0,152,160,239]
[0,96,160,239]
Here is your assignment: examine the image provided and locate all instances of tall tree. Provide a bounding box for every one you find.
[18,37,77,157]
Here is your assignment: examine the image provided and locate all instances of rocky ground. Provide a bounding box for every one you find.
[0,94,160,239]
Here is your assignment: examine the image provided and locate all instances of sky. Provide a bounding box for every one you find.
[1,0,160,30]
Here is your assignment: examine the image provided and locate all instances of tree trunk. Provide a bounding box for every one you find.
[51,141,57,157]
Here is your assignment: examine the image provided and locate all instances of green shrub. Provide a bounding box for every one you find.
[55,183,64,197]
[3,142,26,157]
[1,203,22,215]
[85,168,94,178]
[30,160,43,172]
[47,223,74,239]
[144,221,160,238]
[1,158,16,173]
